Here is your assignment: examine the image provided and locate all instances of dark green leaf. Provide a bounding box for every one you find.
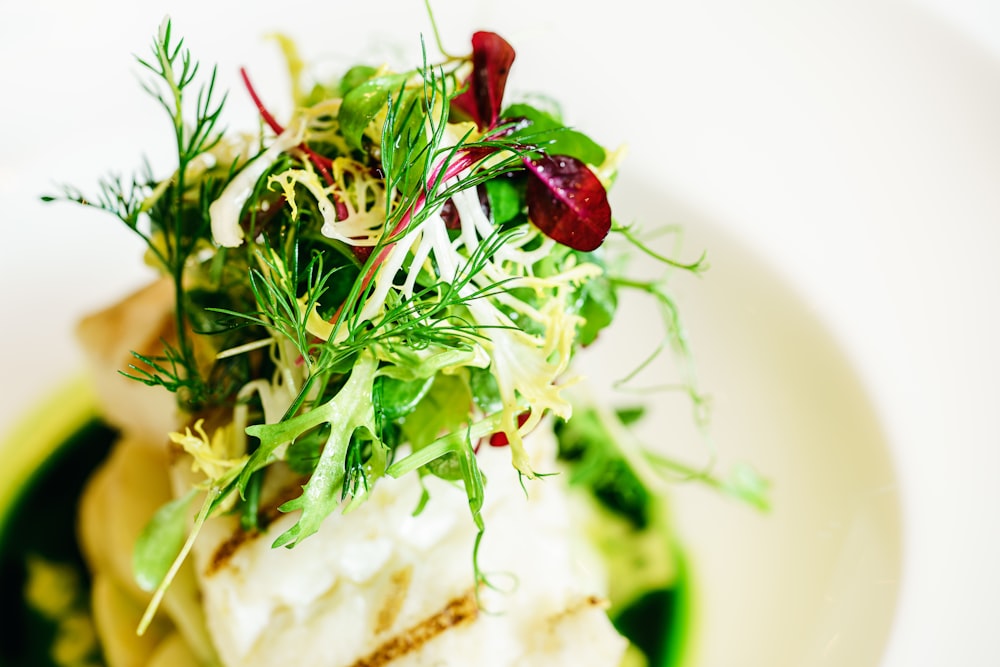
[376,375,436,420]
[502,102,606,166]
[484,174,526,225]
[469,366,503,414]
[285,424,330,475]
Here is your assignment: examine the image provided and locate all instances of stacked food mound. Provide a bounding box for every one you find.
[54,19,738,667]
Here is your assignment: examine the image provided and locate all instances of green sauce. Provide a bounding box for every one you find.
[0,420,115,667]
[612,555,692,667]
[555,406,694,667]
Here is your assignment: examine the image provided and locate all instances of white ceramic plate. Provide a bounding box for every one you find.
[1,2,998,665]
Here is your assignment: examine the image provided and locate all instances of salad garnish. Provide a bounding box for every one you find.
[44,15,767,635]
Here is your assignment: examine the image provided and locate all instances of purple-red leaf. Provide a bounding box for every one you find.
[452,31,515,129]
[524,154,612,252]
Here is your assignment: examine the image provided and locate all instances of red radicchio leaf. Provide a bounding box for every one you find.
[524,154,612,252]
[452,31,515,130]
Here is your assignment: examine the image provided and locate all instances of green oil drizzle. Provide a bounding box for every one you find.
[612,549,692,667]
[0,421,115,667]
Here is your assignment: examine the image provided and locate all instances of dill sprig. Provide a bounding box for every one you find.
[44,18,229,411]
[129,19,227,410]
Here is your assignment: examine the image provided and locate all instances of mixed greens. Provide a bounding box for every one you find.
[44,15,766,651]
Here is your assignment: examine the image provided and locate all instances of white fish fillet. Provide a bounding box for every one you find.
[187,430,627,667]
